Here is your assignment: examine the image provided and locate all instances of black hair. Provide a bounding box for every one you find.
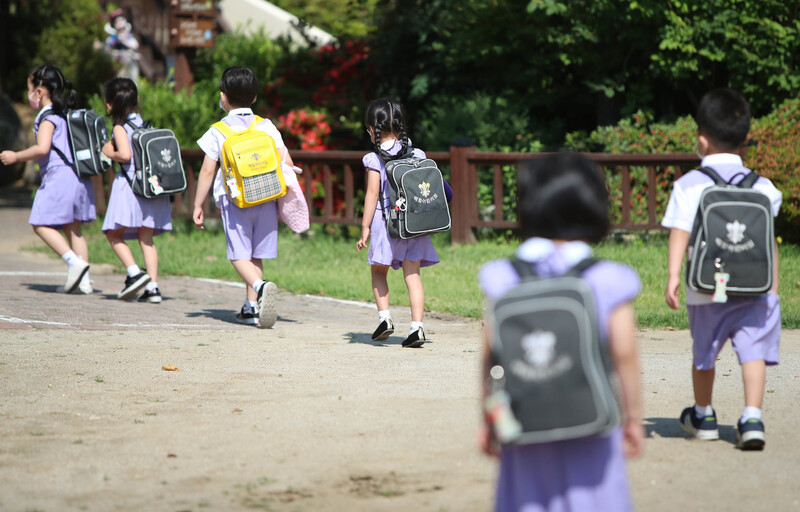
[29,64,77,114]
[364,97,409,155]
[220,66,258,107]
[103,77,138,126]
[517,153,609,243]
[696,88,751,150]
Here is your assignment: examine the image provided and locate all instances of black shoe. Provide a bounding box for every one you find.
[235,306,259,326]
[371,318,395,341]
[118,272,151,300]
[737,418,766,450]
[138,288,162,303]
[402,327,426,348]
[679,406,719,440]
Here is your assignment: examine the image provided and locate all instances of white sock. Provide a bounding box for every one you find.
[694,404,714,418]
[246,300,258,310]
[126,264,141,278]
[409,321,424,334]
[145,282,158,292]
[252,279,265,294]
[62,250,80,266]
[741,406,762,422]
[378,310,391,322]
[80,272,91,285]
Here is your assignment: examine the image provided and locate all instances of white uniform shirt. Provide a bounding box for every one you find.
[196,107,286,203]
[661,152,782,304]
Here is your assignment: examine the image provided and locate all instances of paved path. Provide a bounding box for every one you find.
[1,190,799,511]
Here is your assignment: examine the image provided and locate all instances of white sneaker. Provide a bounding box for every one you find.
[57,280,93,294]
[257,281,278,329]
[64,259,90,294]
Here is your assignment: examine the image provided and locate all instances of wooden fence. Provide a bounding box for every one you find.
[90,147,700,244]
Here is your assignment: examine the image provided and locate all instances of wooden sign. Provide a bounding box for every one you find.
[174,0,215,16]
[173,18,215,48]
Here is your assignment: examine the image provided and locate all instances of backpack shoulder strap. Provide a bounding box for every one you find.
[509,258,537,280]
[698,166,726,185]
[376,144,415,163]
[565,257,598,277]
[40,111,73,166]
[737,170,760,189]
[212,121,236,139]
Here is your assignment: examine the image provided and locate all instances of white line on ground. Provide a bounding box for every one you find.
[194,277,375,309]
[0,271,64,276]
[0,315,70,326]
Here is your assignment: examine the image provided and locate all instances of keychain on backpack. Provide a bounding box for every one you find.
[712,258,730,303]
[485,365,523,443]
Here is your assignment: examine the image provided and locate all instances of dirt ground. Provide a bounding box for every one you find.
[1,196,799,512]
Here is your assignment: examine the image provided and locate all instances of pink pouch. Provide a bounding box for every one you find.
[277,164,310,233]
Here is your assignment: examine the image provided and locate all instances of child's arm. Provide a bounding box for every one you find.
[102,125,132,163]
[0,120,56,165]
[192,155,218,229]
[772,239,779,295]
[479,321,499,457]
[608,302,644,458]
[356,169,381,251]
[279,147,295,167]
[665,228,690,310]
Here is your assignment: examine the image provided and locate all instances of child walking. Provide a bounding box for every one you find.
[662,88,782,450]
[356,98,439,348]
[194,66,293,328]
[101,78,172,302]
[479,154,644,512]
[0,65,95,294]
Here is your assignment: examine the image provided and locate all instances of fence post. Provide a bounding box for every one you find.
[449,142,477,244]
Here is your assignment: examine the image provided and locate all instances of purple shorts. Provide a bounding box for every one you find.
[218,195,278,261]
[688,293,781,370]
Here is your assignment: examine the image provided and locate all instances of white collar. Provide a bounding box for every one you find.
[516,237,593,265]
[700,153,742,167]
[380,139,399,150]
[39,104,53,114]
[228,107,253,116]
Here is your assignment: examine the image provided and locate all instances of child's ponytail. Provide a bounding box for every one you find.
[30,65,77,113]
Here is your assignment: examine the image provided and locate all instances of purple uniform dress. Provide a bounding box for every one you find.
[480,238,641,512]
[197,109,279,261]
[102,113,172,239]
[362,140,439,269]
[29,105,96,227]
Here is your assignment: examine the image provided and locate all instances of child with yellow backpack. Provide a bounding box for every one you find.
[193,66,294,328]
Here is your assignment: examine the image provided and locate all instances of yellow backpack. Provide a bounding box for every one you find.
[213,116,287,208]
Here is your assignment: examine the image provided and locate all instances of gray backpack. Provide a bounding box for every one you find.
[127,120,187,198]
[686,167,774,296]
[379,147,451,239]
[487,258,620,445]
[43,109,111,177]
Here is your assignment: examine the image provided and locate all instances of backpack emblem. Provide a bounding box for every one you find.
[160,148,172,163]
[522,330,556,367]
[251,152,260,161]
[418,181,431,198]
[726,220,746,243]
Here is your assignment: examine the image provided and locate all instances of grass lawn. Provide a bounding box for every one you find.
[61,220,800,329]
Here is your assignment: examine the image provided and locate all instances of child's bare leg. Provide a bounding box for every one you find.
[692,364,715,406]
[402,259,424,323]
[63,221,88,261]
[248,258,264,302]
[741,359,766,409]
[106,228,137,268]
[231,258,262,300]
[371,264,390,311]
[33,225,72,257]
[138,228,158,281]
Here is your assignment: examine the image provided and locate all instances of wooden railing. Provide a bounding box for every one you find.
[91,147,700,244]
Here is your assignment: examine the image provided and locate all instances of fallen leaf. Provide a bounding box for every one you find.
[664,326,676,331]
[167,453,177,458]
[162,365,178,371]
[232,408,243,413]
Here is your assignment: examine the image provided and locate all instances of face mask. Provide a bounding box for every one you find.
[28,90,41,110]
[219,98,226,112]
